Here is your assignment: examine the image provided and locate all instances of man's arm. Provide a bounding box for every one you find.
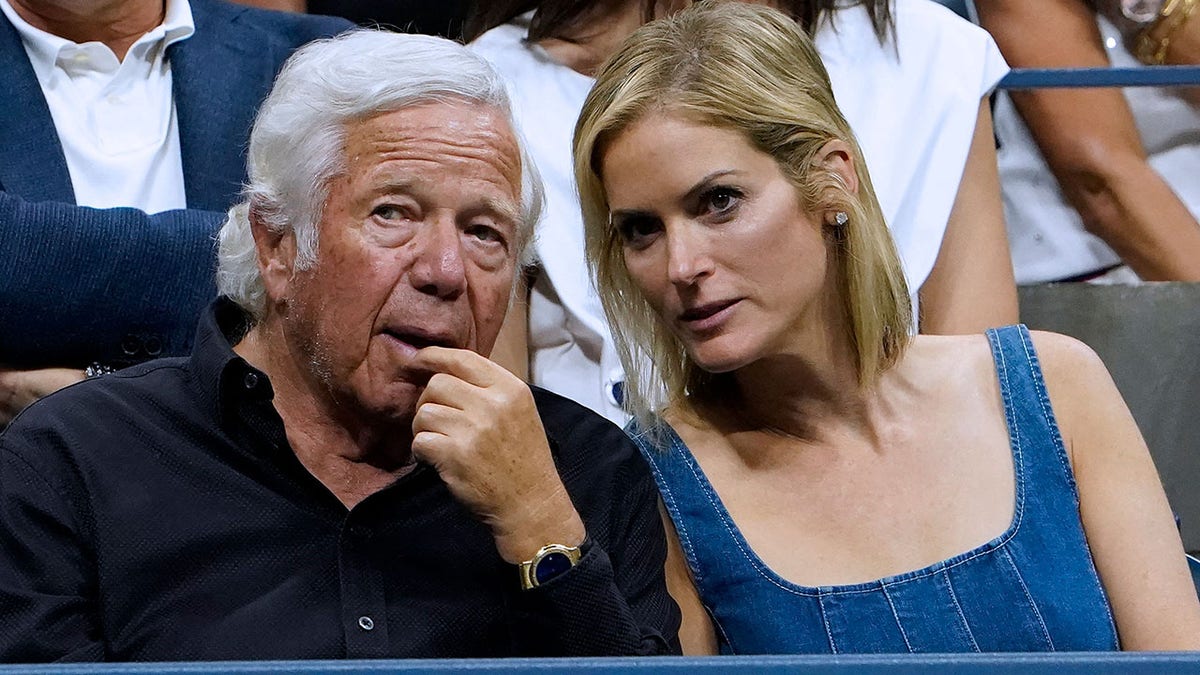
[977,0,1200,280]
[409,347,681,655]
[0,433,102,662]
[0,191,223,368]
[508,433,682,656]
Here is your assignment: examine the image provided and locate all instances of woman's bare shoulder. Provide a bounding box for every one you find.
[906,328,1108,386]
[903,332,998,383]
[1026,329,1109,380]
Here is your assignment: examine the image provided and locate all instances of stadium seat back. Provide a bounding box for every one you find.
[1019,282,1200,556]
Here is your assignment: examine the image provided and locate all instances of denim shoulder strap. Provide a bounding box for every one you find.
[625,419,756,601]
[985,324,1117,647]
[984,324,1076,495]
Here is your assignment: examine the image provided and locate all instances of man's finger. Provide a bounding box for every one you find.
[415,372,478,412]
[408,346,510,388]
[412,400,467,437]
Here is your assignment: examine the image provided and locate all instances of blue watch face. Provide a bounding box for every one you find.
[533,551,573,585]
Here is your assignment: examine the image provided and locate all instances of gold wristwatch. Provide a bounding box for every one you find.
[518,542,582,590]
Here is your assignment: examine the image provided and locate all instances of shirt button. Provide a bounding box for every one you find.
[357,616,374,631]
[121,334,142,356]
[144,336,163,356]
[243,372,259,390]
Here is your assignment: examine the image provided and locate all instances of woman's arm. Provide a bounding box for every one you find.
[1036,330,1200,649]
[660,506,718,655]
[977,0,1200,280]
[918,100,1019,335]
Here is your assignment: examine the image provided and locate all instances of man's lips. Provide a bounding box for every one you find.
[678,299,740,332]
[380,327,461,353]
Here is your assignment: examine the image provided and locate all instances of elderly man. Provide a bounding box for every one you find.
[0,30,679,661]
[0,0,351,422]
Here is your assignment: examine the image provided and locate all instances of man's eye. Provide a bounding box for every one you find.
[372,204,406,221]
[466,223,504,245]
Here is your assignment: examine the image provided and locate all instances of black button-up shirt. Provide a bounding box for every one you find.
[0,299,679,662]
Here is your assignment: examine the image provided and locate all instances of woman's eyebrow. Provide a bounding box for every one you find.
[682,170,740,203]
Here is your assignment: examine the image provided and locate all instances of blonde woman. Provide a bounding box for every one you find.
[575,1,1200,655]
[470,0,1015,425]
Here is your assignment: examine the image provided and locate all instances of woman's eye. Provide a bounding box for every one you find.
[703,187,742,217]
[616,216,662,248]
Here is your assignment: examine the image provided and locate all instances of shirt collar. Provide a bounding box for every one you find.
[0,0,195,81]
[190,297,276,420]
[138,0,196,60]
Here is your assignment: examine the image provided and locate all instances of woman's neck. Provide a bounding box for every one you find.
[732,336,866,440]
[694,280,874,443]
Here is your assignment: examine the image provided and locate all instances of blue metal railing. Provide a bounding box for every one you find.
[999,65,1200,89]
[3,653,1200,674]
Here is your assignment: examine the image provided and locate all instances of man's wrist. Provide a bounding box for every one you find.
[491,480,586,564]
[494,513,587,564]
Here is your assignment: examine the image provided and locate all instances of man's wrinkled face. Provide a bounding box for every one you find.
[276,101,523,422]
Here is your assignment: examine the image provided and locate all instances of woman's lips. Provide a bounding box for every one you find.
[678,299,740,333]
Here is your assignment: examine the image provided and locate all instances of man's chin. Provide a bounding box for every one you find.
[365,379,425,420]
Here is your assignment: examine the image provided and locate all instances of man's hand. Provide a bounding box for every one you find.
[410,347,586,564]
[0,367,85,425]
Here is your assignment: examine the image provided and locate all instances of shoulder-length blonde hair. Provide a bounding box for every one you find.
[574,1,911,423]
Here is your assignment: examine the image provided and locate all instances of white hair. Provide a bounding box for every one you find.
[216,29,543,319]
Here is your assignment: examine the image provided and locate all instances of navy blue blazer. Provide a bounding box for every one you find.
[0,0,350,368]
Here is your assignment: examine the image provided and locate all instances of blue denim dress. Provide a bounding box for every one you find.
[630,325,1119,653]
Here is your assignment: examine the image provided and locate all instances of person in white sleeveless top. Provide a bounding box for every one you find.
[470,0,1016,424]
[981,0,1200,283]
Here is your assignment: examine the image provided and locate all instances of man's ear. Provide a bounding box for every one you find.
[815,139,859,198]
[248,201,297,303]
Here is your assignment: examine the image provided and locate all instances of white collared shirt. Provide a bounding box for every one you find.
[0,0,195,213]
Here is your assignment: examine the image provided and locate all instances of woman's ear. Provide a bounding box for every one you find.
[815,139,859,197]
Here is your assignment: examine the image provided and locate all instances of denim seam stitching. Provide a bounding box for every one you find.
[1017,326,1075,484]
[660,328,1030,598]
[992,327,1029,545]
[674,434,827,598]
[638,427,709,591]
[1000,546,1055,650]
[653,427,740,653]
[677,429,1025,597]
[880,582,914,652]
[816,590,839,654]
[1016,328,1118,649]
[943,568,981,652]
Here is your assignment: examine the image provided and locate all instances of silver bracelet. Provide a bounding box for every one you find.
[84,363,117,379]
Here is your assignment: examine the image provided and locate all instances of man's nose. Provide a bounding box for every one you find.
[666,224,714,286]
[409,216,467,300]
